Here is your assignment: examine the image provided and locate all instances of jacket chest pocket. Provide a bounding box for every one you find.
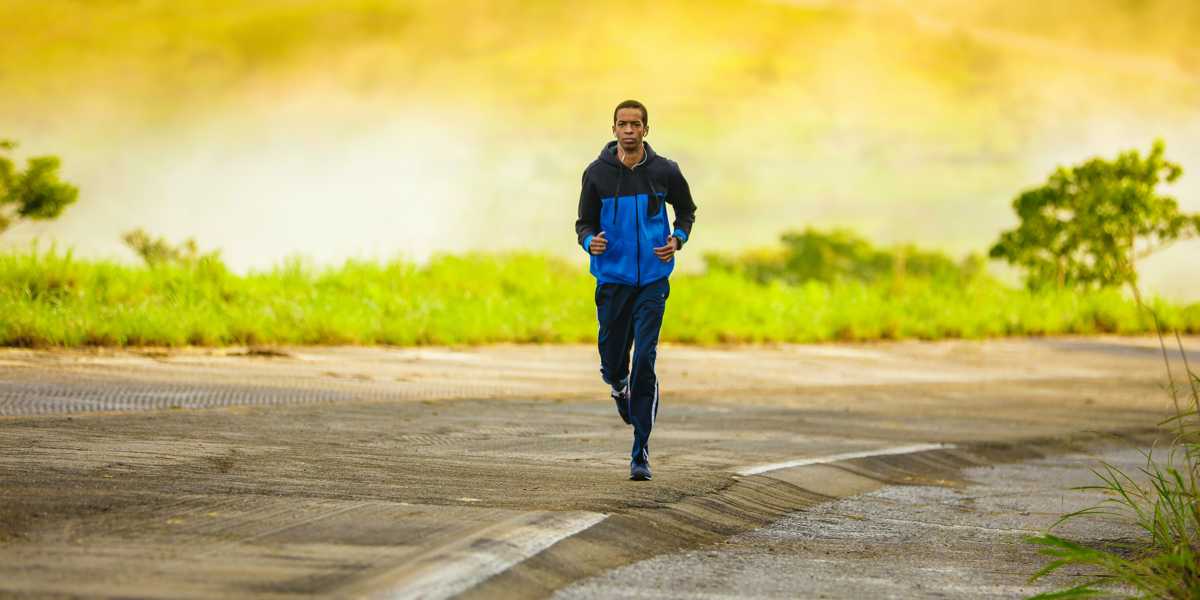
[600,196,617,230]
[646,188,670,224]
[644,174,668,218]
[639,194,669,247]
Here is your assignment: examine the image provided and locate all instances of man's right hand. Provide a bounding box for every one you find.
[589,231,608,255]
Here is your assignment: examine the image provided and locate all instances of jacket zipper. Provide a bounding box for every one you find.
[613,164,641,286]
[633,165,641,286]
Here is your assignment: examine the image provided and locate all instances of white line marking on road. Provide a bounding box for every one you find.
[372,511,606,600]
[736,443,955,476]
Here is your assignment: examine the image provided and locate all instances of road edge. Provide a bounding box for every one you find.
[452,426,1163,600]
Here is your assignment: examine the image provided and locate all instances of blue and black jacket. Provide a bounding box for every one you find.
[575,141,697,286]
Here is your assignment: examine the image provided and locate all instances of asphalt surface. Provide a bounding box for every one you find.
[0,337,1194,598]
[556,445,1152,599]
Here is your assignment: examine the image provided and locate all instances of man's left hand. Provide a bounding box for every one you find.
[653,236,680,262]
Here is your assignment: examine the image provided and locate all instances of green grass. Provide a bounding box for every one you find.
[1,248,1197,348]
[1027,331,1200,598]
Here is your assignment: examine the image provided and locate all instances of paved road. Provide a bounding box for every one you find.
[557,445,1151,599]
[0,337,1193,598]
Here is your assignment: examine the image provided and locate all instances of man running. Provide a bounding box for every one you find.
[574,99,697,481]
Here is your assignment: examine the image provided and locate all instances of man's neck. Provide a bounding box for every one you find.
[618,144,644,169]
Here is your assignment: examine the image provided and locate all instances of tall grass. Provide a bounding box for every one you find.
[0,249,596,346]
[1,247,1197,348]
[1028,333,1200,598]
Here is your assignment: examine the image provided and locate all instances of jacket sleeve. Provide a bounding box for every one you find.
[667,162,696,248]
[575,167,601,252]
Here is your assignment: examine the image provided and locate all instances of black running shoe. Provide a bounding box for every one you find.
[629,461,652,481]
[611,384,631,425]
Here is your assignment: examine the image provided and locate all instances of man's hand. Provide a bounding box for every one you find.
[589,231,608,255]
[654,236,679,262]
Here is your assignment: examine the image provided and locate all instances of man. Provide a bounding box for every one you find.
[574,99,697,481]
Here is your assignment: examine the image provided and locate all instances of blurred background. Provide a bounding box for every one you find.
[2,0,1197,299]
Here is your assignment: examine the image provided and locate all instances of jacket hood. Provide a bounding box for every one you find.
[598,140,658,167]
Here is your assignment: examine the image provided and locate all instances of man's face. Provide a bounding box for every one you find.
[612,107,647,152]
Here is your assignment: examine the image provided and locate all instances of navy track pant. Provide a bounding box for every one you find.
[595,277,669,466]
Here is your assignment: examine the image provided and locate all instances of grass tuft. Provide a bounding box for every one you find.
[1028,322,1200,598]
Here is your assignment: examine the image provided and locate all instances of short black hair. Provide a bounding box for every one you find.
[613,100,648,126]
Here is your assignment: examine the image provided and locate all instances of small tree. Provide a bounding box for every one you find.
[0,139,79,235]
[703,228,974,286]
[121,228,220,267]
[990,140,1200,297]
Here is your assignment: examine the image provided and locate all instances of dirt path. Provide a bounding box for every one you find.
[0,337,1194,598]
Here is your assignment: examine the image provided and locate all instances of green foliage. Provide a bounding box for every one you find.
[0,249,597,347]
[703,227,983,286]
[121,228,222,268]
[0,139,79,235]
[991,140,1200,291]
[0,247,1196,348]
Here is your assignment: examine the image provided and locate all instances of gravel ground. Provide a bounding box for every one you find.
[557,446,1151,599]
